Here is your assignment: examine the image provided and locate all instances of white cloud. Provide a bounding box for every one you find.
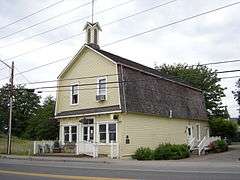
[0,0,239,117]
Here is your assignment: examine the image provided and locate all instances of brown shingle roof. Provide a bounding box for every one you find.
[92,47,201,92]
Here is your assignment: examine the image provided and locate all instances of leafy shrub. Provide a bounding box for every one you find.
[133,144,190,160]
[133,147,153,160]
[211,140,228,153]
[153,144,190,160]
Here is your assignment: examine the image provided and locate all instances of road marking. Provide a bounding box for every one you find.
[0,170,131,180]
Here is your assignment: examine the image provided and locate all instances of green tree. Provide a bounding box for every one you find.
[209,117,238,140]
[155,64,227,119]
[24,96,58,140]
[233,78,240,124]
[0,84,40,137]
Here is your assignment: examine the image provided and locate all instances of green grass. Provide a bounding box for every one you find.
[0,133,33,155]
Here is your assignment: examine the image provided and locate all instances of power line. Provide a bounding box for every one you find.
[1,2,240,82]
[103,1,240,47]
[217,69,240,74]
[220,75,240,79]
[0,0,178,49]
[0,0,92,40]
[1,1,238,64]
[0,0,135,63]
[0,0,64,30]
[0,0,177,64]
[0,0,134,41]
[198,59,240,66]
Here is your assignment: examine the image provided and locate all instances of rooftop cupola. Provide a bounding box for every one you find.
[83,22,102,49]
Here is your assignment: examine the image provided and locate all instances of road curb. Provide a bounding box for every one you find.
[0,154,110,164]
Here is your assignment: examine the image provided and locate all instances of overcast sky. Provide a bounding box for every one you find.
[0,0,239,117]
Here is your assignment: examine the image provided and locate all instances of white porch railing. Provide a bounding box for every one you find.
[76,142,98,158]
[110,141,119,159]
[33,141,55,155]
[197,136,221,155]
[76,141,119,159]
[188,137,196,151]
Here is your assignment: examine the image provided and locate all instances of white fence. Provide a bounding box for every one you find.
[76,142,98,158]
[76,141,119,159]
[33,141,55,155]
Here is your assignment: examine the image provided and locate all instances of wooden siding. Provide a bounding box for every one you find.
[118,113,209,157]
[56,47,120,115]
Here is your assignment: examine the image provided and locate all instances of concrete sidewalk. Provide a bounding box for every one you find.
[0,154,113,163]
[1,145,239,165]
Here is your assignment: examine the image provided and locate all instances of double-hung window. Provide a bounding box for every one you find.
[64,125,77,143]
[64,127,69,142]
[97,78,107,96]
[71,126,77,143]
[98,123,116,143]
[108,124,116,142]
[71,84,79,105]
[99,124,107,143]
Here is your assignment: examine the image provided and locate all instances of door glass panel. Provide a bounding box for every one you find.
[83,127,88,141]
[90,126,94,142]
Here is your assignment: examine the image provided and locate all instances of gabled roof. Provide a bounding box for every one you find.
[92,47,201,92]
[83,22,102,31]
[58,43,200,91]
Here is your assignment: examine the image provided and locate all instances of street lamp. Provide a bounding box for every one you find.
[0,59,14,155]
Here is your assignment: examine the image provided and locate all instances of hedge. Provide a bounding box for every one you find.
[133,144,190,160]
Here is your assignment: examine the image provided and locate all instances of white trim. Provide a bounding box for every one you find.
[116,65,121,110]
[97,122,117,144]
[187,125,193,139]
[96,76,107,99]
[62,124,79,145]
[70,83,79,106]
[57,45,117,79]
[196,123,201,141]
[81,117,95,142]
[85,45,117,65]
[55,110,122,119]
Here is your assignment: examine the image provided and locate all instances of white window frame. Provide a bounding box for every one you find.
[97,121,117,144]
[70,83,79,105]
[187,125,193,139]
[63,125,78,143]
[82,118,95,142]
[96,77,107,97]
[196,123,201,141]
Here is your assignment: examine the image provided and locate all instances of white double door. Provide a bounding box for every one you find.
[83,125,94,142]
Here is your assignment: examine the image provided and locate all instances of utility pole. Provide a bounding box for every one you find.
[7,61,14,154]
[0,59,14,155]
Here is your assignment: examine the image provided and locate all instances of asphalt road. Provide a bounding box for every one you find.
[0,158,239,180]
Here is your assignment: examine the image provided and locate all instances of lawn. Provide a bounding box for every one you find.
[0,133,34,155]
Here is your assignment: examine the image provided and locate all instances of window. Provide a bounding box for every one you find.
[97,78,107,96]
[98,123,116,143]
[71,84,78,104]
[94,29,98,44]
[64,126,77,143]
[64,126,69,142]
[99,124,106,143]
[82,118,94,142]
[109,124,116,143]
[71,126,77,142]
[87,29,91,43]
